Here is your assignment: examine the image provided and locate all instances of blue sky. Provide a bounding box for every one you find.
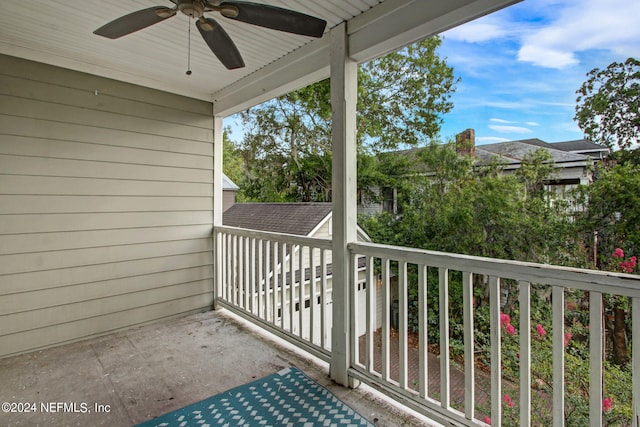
[438,0,640,145]
[226,0,639,147]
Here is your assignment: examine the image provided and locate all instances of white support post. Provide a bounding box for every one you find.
[212,114,224,310]
[330,22,358,387]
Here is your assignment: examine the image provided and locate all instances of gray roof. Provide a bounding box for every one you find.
[551,139,609,154]
[476,140,588,166]
[222,173,240,191]
[223,203,332,236]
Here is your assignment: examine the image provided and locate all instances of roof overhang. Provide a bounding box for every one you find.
[0,0,519,117]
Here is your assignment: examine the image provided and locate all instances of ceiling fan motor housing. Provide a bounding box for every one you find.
[178,0,205,18]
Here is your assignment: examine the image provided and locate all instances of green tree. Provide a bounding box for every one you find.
[574,162,640,366]
[575,162,640,266]
[222,130,244,188]
[232,36,458,202]
[362,143,584,266]
[575,57,639,150]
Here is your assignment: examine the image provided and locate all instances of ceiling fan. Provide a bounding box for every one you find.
[94,0,327,70]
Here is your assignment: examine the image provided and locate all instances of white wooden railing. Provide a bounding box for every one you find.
[214,226,640,427]
[214,225,333,362]
[350,241,640,427]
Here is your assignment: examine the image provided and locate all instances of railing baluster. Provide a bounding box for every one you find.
[310,247,317,345]
[321,248,327,349]
[264,240,273,321]
[237,236,243,309]
[257,239,264,318]
[218,232,225,301]
[350,251,359,372]
[381,258,390,381]
[519,281,531,427]
[463,271,474,420]
[589,291,603,426]
[298,245,305,337]
[270,240,277,325]
[365,255,375,372]
[289,243,295,333]
[244,236,250,310]
[419,264,428,399]
[280,243,291,330]
[552,286,565,427]
[249,237,255,314]
[439,267,450,409]
[231,234,237,305]
[225,234,233,303]
[490,275,502,427]
[399,260,408,389]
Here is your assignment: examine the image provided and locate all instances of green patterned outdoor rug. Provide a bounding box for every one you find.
[136,367,374,426]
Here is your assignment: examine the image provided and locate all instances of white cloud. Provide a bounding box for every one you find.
[489,125,533,134]
[489,118,514,124]
[517,0,640,68]
[518,43,578,68]
[525,121,540,126]
[444,19,508,43]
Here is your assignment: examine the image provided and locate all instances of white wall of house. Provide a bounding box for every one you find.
[0,55,215,357]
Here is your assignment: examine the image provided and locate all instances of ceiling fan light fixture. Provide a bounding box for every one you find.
[219,5,240,19]
[198,17,215,31]
[178,0,205,18]
[155,8,177,19]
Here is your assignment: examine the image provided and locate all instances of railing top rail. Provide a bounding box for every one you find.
[214,225,333,250]
[350,241,640,297]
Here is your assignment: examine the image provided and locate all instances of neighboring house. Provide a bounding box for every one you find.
[224,203,379,344]
[551,139,610,160]
[222,173,239,212]
[358,130,609,216]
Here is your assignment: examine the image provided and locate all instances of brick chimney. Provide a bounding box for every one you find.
[456,128,475,157]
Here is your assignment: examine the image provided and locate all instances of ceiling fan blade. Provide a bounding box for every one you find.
[196,18,245,70]
[219,2,326,38]
[94,7,176,39]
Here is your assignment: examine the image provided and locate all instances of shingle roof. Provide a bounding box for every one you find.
[223,203,332,236]
[551,139,609,153]
[476,140,587,165]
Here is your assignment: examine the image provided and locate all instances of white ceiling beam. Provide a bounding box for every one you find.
[211,0,520,117]
[212,37,330,116]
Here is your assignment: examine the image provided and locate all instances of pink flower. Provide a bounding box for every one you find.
[483,416,492,425]
[613,248,625,258]
[505,324,516,336]
[500,312,511,327]
[603,396,613,412]
[564,331,572,346]
[619,260,636,273]
[536,324,546,337]
[503,394,514,407]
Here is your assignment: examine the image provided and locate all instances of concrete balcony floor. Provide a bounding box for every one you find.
[0,309,435,427]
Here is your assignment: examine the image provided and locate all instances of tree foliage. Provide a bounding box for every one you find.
[232,36,457,202]
[574,162,640,265]
[575,57,640,150]
[361,144,585,266]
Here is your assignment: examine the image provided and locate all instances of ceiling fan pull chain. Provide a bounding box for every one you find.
[186,16,192,76]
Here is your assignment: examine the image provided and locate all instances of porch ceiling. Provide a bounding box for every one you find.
[0,0,518,116]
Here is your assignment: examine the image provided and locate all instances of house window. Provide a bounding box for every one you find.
[382,187,398,214]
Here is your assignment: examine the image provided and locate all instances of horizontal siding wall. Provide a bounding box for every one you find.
[0,55,215,357]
